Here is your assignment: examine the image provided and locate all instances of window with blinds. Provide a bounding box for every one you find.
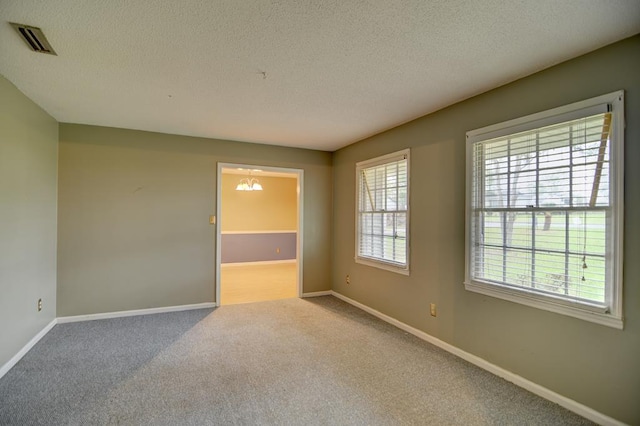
[356,149,409,274]
[465,92,624,328]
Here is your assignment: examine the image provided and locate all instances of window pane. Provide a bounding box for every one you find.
[539,168,570,207]
[508,212,533,250]
[360,171,374,211]
[359,233,372,255]
[371,235,383,257]
[567,211,606,255]
[509,170,535,208]
[567,255,605,303]
[383,213,395,237]
[396,213,407,238]
[371,167,380,186]
[572,164,596,206]
[485,153,508,175]
[398,187,407,211]
[572,140,603,165]
[505,248,531,288]
[539,144,570,168]
[533,251,567,294]
[385,187,397,211]
[482,212,503,246]
[484,174,507,208]
[386,164,397,187]
[372,213,383,236]
[397,163,407,187]
[534,212,565,252]
[573,162,609,207]
[374,189,385,211]
[393,237,406,263]
[595,165,610,206]
[360,213,373,234]
[510,135,537,169]
[474,246,503,283]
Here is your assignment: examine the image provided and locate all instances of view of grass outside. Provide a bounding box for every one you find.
[360,212,407,265]
[479,211,606,302]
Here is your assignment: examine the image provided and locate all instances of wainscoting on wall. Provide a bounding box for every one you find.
[221,231,297,264]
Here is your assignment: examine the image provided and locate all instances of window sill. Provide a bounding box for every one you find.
[356,257,410,276]
[464,280,623,329]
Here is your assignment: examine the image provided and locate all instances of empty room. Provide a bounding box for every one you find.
[1,1,639,425]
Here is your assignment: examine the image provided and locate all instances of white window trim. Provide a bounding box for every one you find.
[464,91,624,329]
[355,149,410,275]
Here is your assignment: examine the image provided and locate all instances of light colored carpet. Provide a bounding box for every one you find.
[0,296,593,425]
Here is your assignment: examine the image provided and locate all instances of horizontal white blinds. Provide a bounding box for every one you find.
[470,112,611,305]
[357,154,408,267]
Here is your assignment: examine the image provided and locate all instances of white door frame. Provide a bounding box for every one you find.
[215,162,304,306]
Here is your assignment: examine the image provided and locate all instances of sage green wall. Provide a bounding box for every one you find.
[332,35,640,424]
[0,75,58,368]
[57,125,332,316]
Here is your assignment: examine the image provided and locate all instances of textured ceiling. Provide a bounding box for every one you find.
[1,1,639,151]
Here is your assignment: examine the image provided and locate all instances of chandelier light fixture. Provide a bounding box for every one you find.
[235,177,263,191]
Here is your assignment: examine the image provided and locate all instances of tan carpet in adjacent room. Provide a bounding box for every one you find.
[220,261,297,305]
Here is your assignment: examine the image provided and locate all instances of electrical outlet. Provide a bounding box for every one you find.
[430,303,437,317]
[37,298,42,312]
[276,248,280,254]
[346,275,351,285]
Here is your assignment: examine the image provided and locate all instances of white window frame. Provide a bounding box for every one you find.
[465,91,624,329]
[355,149,410,275]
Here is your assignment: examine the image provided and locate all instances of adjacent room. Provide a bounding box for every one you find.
[1,1,639,424]
[219,167,301,305]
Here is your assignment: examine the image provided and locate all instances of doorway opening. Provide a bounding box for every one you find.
[216,163,303,305]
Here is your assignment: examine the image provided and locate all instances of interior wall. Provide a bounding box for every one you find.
[57,124,332,316]
[221,174,297,232]
[332,35,640,424]
[0,75,58,368]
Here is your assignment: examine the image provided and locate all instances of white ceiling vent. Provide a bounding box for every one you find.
[10,23,57,55]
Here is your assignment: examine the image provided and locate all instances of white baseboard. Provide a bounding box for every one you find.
[330,291,624,426]
[221,259,297,267]
[0,318,57,380]
[301,291,332,298]
[221,230,297,235]
[2,303,217,378]
[57,302,217,324]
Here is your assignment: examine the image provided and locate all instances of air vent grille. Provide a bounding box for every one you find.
[10,23,57,55]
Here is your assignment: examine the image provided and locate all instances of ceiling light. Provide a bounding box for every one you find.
[235,178,263,191]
